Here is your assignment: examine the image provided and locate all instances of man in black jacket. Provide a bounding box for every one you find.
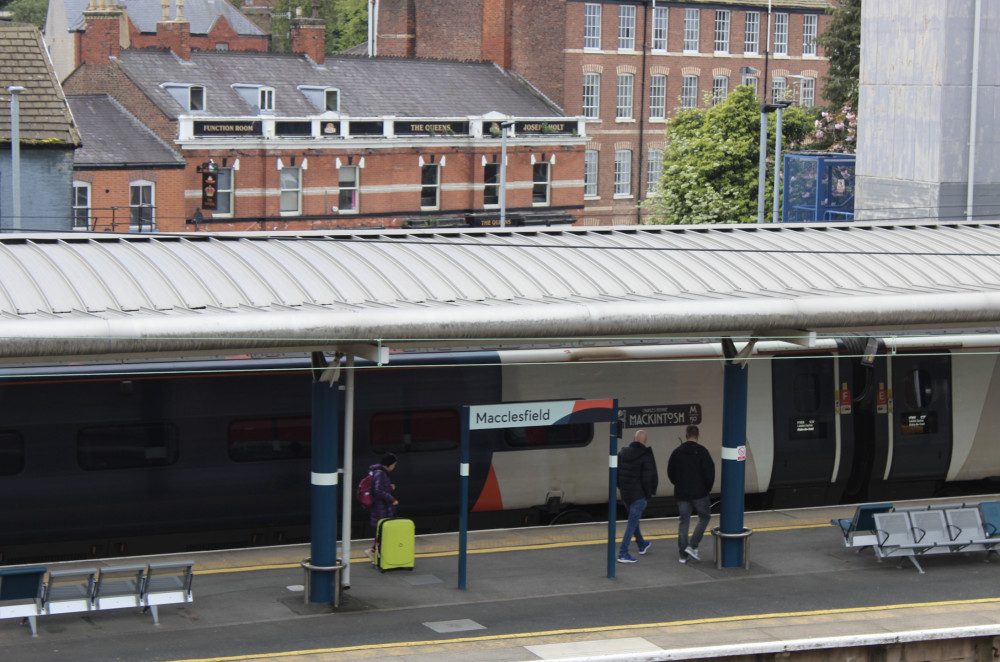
[667,425,715,564]
[617,429,658,563]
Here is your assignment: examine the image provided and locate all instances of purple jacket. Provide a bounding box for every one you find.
[368,463,397,526]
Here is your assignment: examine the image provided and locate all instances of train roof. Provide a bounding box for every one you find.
[1,220,1000,363]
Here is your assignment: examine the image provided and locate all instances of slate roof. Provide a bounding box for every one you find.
[0,23,81,147]
[116,51,564,119]
[68,94,184,166]
[64,0,263,35]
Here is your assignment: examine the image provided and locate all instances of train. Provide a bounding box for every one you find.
[2,333,1000,564]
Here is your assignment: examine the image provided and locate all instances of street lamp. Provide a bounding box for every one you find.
[758,101,791,223]
[8,86,25,230]
[498,120,514,228]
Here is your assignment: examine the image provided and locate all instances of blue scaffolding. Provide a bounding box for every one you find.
[782,152,856,222]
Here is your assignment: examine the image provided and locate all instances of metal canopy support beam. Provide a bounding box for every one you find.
[309,351,341,603]
[719,339,752,568]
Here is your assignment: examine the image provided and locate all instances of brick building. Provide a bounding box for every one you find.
[61,5,587,232]
[375,0,833,225]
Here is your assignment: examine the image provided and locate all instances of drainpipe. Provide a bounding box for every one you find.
[635,1,650,225]
[8,86,25,230]
[966,0,981,220]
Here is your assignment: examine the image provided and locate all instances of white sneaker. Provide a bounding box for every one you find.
[684,546,700,561]
[678,556,687,564]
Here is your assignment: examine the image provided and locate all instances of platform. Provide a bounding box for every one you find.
[3,499,1000,662]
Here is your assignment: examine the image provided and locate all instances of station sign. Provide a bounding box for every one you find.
[469,399,615,430]
[619,404,701,429]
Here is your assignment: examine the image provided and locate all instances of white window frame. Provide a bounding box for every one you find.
[744,12,759,55]
[259,87,275,112]
[713,76,729,106]
[799,77,816,107]
[803,15,818,56]
[421,163,441,210]
[584,4,602,50]
[582,72,601,119]
[774,13,789,55]
[742,72,758,96]
[161,84,205,111]
[646,148,663,195]
[532,162,551,206]
[215,166,234,216]
[484,162,500,207]
[584,150,599,198]
[649,74,666,120]
[72,181,90,230]
[616,73,634,120]
[338,165,359,213]
[651,6,668,52]
[681,75,698,109]
[683,8,700,52]
[714,10,730,54]
[279,166,302,215]
[772,76,787,102]
[614,149,632,198]
[618,5,636,51]
[129,180,154,231]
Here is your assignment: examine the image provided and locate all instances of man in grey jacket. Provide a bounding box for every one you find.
[617,429,659,563]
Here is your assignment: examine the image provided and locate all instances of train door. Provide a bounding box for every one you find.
[884,352,952,495]
[769,354,842,507]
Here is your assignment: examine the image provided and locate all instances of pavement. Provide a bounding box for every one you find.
[4,499,1000,662]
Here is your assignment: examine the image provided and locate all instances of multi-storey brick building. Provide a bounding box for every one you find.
[376,0,833,225]
[61,4,587,232]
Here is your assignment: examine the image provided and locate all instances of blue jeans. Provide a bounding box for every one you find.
[619,497,647,556]
[677,495,711,553]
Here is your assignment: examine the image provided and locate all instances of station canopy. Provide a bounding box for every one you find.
[2,220,1000,363]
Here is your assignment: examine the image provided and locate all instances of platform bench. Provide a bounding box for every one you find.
[873,506,1000,573]
[0,566,46,636]
[831,503,893,549]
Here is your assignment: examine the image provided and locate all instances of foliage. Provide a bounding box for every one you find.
[644,86,813,225]
[795,105,857,154]
[271,0,368,54]
[6,0,48,29]
[816,0,861,111]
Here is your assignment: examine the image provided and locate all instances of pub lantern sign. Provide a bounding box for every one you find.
[199,159,219,210]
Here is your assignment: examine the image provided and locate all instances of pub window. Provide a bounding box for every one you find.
[616,73,634,120]
[338,165,359,212]
[773,13,789,55]
[371,409,459,452]
[618,5,636,51]
[78,423,179,471]
[484,162,500,206]
[646,148,663,195]
[0,431,24,476]
[713,75,729,106]
[651,6,668,52]
[614,149,632,197]
[326,89,339,112]
[584,150,599,198]
[582,72,600,119]
[533,162,550,205]
[215,167,234,216]
[280,166,302,215]
[584,3,601,50]
[681,75,698,109]
[129,180,154,231]
[803,15,818,56]
[215,42,229,51]
[421,163,441,209]
[228,416,311,461]
[161,84,204,111]
[649,74,666,119]
[744,11,760,55]
[683,8,699,52]
[189,86,205,111]
[714,10,730,54]
[505,423,592,449]
[259,87,275,112]
[72,181,90,230]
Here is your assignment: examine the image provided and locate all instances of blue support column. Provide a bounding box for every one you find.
[459,407,470,590]
[719,360,749,568]
[607,401,619,579]
[309,377,340,603]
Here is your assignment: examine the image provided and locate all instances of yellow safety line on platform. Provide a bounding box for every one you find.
[196,522,830,574]
[165,596,1000,662]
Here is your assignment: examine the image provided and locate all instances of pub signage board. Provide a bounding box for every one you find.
[194,121,263,137]
[393,121,470,136]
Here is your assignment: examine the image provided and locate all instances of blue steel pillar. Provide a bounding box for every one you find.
[309,370,340,603]
[719,360,749,567]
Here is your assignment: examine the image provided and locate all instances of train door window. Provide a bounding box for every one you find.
[0,431,24,475]
[78,423,179,470]
[371,409,459,452]
[793,372,822,411]
[228,416,311,461]
[505,423,593,448]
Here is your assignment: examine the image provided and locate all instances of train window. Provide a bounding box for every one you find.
[0,431,24,475]
[899,411,939,436]
[371,409,459,452]
[505,423,593,448]
[228,416,312,461]
[903,369,934,409]
[792,373,822,412]
[77,423,179,470]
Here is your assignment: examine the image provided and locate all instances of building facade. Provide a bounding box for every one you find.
[376,0,833,225]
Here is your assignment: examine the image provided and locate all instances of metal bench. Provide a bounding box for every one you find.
[44,568,96,615]
[873,505,1000,573]
[831,503,893,550]
[0,566,47,636]
[94,564,145,611]
[142,561,194,625]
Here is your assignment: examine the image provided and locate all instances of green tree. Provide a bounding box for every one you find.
[816,0,861,111]
[645,86,813,225]
[271,0,368,54]
[333,0,368,51]
[7,0,48,29]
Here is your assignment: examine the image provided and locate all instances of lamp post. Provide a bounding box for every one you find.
[8,86,25,230]
[498,120,514,228]
[758,101,791,223]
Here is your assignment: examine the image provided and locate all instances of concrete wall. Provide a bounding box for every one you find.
[857,0,1000,221]
[0,149,75,231]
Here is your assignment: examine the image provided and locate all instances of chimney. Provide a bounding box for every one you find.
[375,0,415,58]
[157,0,191,60]
[481,0,511,69]
[80,0,123,65]
[290,3,326,65]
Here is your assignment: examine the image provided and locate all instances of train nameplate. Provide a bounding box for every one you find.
[619,404,701,428]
